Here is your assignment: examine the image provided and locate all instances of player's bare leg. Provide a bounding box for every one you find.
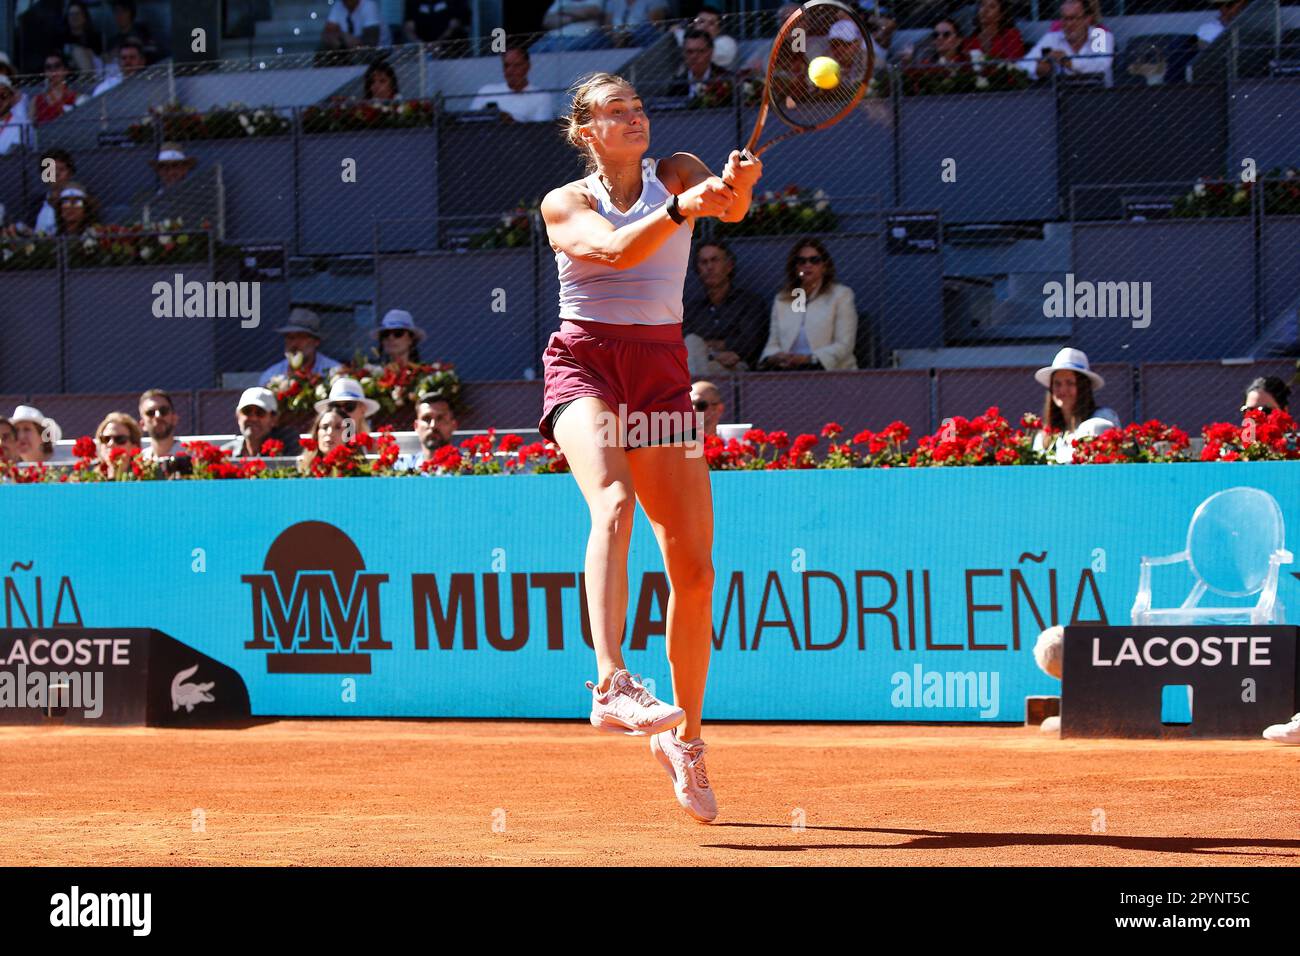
[626,442,715,741]
[551,396,635,689]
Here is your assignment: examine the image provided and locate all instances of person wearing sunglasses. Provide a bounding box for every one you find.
[138,388,182,459]
[908,18,969,70]
[759,237,858,371]
[682,241,768,376]
[221,387,301,458]
[33,52,78,126]
[371,309,426,368]
[314,376,381,438]
[689,381,726,438]
[94,412,143,477]
[1241,376,1291,424]
[1021,0,1114,87]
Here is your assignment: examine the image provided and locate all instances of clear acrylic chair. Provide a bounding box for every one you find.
[1130,487,1293,626]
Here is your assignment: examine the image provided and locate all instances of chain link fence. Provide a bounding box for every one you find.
[0,3,1298,458]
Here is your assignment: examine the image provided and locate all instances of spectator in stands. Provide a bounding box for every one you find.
[28,149,75,235]
[54,183,100,236]
[867,6,899,72]
[260,308,343,386]
[321,0,391,52]
[1050,0,1109,34]
[92,39,146,97]
[1021,0,1114,87]
[1031,347,1120,463]
[315,377,380,437]
[107,1,158,62]
[138,389,182,459]
[760,238,858,371]
[668,29,733,102]
[144,143,197,198]
[298,408,352,473]
[364,61,399,100]
[62,2,104,78]
[963,0,1025,62]
[9,405,61,463]
[534,1,610,52]
[95,412,142,475]
[372,308,425,366]
[0,76,32,156]
[222,387,301,458]
[1199,0,1248,48]
[468,43,556,123]
[909,18,969,70]
[1242,376,1291,417]
[683,241,768,376]
[673,6,737,69]
[406,393,459,467]
[33,53,79,126]
[402,0,470,48]
[0,417,16,464]
[690,381,726,438]
[606,0,668,49]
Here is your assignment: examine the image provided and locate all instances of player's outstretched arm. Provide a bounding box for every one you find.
[664,151,762,223]
[542,179,730,271]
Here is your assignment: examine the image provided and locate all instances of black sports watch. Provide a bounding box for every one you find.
[666,193,686,224]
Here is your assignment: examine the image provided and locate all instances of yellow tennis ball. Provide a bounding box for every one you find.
[808,56,841,90]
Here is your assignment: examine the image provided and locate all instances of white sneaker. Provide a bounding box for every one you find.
[1263,713,1300,744]
[585,669,685,737]
[650,727,718,823]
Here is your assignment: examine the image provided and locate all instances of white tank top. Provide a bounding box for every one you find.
[554,158,694,326]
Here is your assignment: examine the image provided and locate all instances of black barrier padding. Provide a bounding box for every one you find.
[0,628,250,727]
[1061,625,1300,739]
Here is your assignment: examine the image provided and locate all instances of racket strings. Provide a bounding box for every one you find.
[768,7,871,129]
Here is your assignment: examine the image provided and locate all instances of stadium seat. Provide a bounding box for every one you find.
[1114,33,1198,86]
[1131,487,1294,626]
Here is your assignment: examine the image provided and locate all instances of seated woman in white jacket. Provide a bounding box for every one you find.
[758,237,858,370]
[1031,347,1121,463]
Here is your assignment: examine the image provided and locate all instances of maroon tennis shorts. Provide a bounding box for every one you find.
[539,319,697,448]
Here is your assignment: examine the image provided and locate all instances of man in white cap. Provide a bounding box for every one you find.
[222,387,301,458]
[144,142,197,197]
[314,376,380,437]
[8,405,61,463]
[373,308,427,366]
[259,308,342,386]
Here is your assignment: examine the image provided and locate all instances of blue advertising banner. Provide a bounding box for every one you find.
[1,463,1297,722]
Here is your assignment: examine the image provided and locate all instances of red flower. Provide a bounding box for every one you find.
[73,436,96,458]
[260,439,284,457]
[821,422,843,439]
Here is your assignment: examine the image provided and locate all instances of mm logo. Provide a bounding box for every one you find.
[242,521,390,673]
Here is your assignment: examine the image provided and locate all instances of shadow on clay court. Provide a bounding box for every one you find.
[701,824,1300,858]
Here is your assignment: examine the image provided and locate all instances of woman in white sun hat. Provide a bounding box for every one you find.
[314,376,381,437]
[8,405,62,463]
[371,308,426,368]
[1031,347,1120,463]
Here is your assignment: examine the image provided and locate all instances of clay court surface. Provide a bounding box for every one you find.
[1,720,1297,866]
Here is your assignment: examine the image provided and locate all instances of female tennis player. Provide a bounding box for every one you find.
[539,71,761,823]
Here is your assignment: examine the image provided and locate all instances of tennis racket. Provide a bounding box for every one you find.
[731,0,874,167]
